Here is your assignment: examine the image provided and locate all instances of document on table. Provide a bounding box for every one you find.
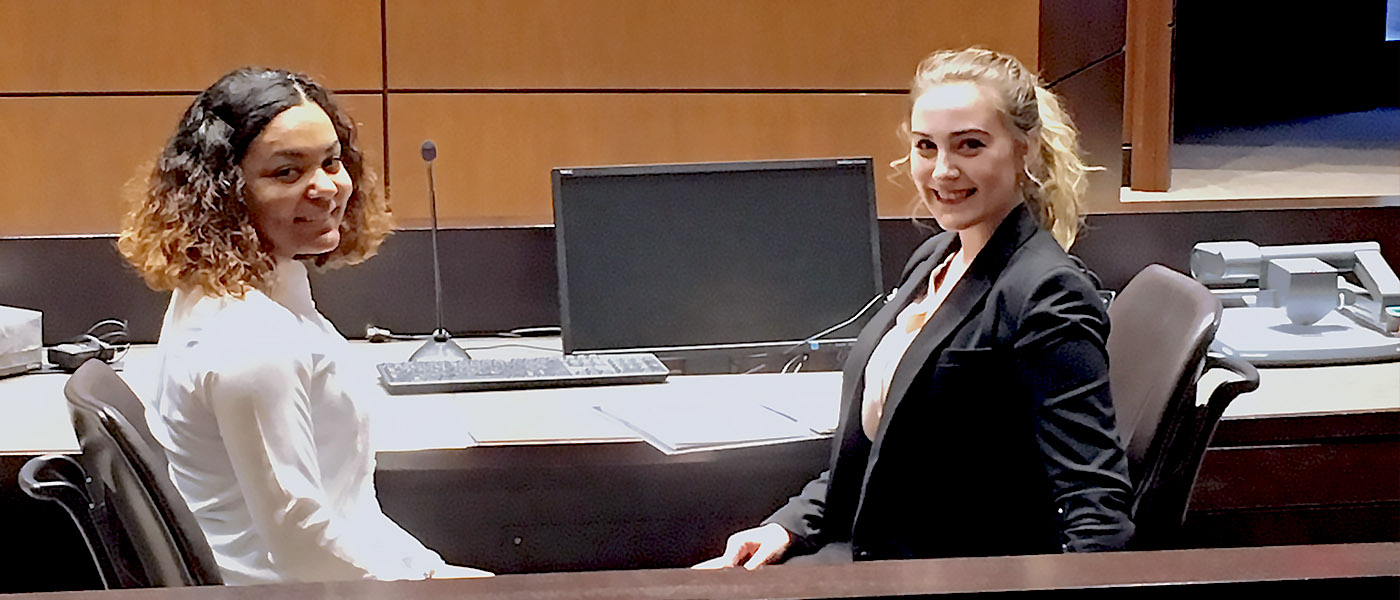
[595,397,819,454]
[758,380,842,434]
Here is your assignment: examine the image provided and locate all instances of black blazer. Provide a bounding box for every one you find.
[766,204,1134,561]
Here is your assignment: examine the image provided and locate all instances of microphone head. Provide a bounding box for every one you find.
[420,140,437,162]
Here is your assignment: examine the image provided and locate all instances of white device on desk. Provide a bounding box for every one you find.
[1190,240,1400,366]
[0,305,43,377]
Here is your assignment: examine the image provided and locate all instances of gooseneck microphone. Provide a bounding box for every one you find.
[408,140,471,362]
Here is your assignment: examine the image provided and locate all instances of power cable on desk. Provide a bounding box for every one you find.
[365,325,423,342]
[740,293,887,374]
[502,326,562,338]
[779,293,885,358]
[46,319,130,372]
[365,325,561,353]
[462,343,563,353]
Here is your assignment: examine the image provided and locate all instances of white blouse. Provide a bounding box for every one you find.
[861,249,967,440]
[149,259,447,585]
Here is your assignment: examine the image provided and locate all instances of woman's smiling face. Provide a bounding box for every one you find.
[908,81,1027,245]
[240,101,352,260]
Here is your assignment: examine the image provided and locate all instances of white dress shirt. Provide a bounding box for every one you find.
[149,259,447,585]
[861,249,967,440]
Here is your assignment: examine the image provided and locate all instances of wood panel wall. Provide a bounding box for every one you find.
[2,0,1071,235]
[1124,0,1174,192]
[387,94,914,225]
[0,0,383,92]
[384,0,1039,90]
[0,95,384,235]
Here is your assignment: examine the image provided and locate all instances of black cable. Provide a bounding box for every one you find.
[781,352,809,374]
[47,319,130,371]
[1068,254,1107,290]
[87,319,130,362]
[736,293,885,375]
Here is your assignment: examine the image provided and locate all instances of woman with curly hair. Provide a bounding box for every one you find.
[698,48,1134,568]
[119,67,489,584]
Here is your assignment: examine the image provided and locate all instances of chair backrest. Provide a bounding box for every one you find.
[64,358,168,476]
[1106,265,1222,549]
[62,359,223,587]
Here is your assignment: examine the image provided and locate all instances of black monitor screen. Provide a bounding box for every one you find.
[553,158,883,354]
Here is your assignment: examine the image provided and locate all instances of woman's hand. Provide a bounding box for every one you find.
[691,523,793,570]
[431,564,495,578]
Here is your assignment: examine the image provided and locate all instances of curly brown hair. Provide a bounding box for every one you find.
[118,67,392,297]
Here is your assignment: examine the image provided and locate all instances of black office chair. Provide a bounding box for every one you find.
[18,359,222,588]
[1106,265,1260,549]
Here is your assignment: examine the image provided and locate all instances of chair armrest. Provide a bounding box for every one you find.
[18,453,90,506]
[1202,353,1260,417]
[17,454,119,588]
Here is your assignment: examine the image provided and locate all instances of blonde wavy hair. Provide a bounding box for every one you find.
[118,67,392,298]
[892,48,1097,248]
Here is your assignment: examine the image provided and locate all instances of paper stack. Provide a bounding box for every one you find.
[0,306,43,377]
[594,372,842,454]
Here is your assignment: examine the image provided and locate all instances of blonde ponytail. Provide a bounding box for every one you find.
[1027,86,1093,248]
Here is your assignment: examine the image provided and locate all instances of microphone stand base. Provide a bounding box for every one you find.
[408,338,472,362]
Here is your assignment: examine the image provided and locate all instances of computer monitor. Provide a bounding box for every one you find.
[552,157,884,364]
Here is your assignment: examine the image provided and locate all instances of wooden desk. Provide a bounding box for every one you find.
[3,543,1397,599]
[7,341,1395,454]
[0,341,843,456]
[1188,362,1400,548]
[0,342,1396,590]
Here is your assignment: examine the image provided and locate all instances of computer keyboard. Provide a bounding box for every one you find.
[376,353,670,394]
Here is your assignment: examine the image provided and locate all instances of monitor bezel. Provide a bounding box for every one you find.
[552,156,884,356]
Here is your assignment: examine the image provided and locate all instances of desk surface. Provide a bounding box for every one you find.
[2,339,1397,455]
[4,543,1397,599]
[0,340,844,455]
[3,341,1396,580]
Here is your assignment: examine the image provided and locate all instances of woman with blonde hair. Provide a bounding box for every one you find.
[699,47,1134,567]
[120,67,489,584]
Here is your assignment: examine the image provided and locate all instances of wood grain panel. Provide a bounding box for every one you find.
[1191,442,1400,512]
[1125,0,1173,191]
[386,0,1039,90]
[1050,53,1124,216]
[386,93,921,228]
[0,94,384,236]
[1037,0,1125,84]
[0,0,381,92]
[335,94,387,206]
[0,96,190,236]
